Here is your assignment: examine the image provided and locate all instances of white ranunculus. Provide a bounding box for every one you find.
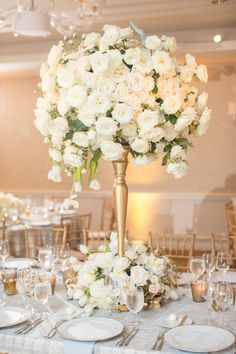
[185,53,197,69]
[163,121,178,142]
[145,35,161,50]
[140,127,165,142]
[89,179,101,190]
[120,26,133,39]
[56,67,75,88]
[63,146,82,167]
[89,52,109,75]
[47,45,61,68]
[123,48,141,66]
[161,35,177,52]
[180,65,194,83]
[196,64,208,83]
[107,49,123,70]
[101,141,124,160]
[112,103,134,124]
[122,122,137,139]
[48,165,61,182]
[112,82,129,102]
[101,26,120,46]
[196,107,212,136]
[152,50,174,76]
[166,161,188,178]
[83,32,101,50]
[67,85,87,108]
[72,132,89,147]
[136,49,153,74]
[77,106,96,127]
[49,148,62,162]
[57,97,70,116]
[34,109,52,136]
[197,92,208,113]
[132,155,153,166]
[95,117,118,137]
[130,265,149,286]
[136,110,159,129]
[131,138,149,154]
[161,94,182,114]
[170,145,186,160]
[87,91,111,114]
[175,107,196,132]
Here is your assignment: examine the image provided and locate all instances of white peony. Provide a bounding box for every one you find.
[175,107,196,132]
[136,110,159,129]
[100,141,124,160]
[152,50,173,75]
[123,48,141,66]
[161,94,182,114]
[197,92,208,113]
[72,132,89,147]
[48,165,61,182]
[87,91,111,114]
[196,108,212,136]
[130,265,149,286]
[56,67,75,88]
[89,52,109,75]
[145,35,161,50]
[95,117,117,137]
[112,103,134,124]
[196,64,208,83]
[67,85,87,108]
[131,138,149,154]
[166,161,188,178]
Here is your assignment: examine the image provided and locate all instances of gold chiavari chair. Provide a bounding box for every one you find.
[148,232,196,272]
[61,213,92,250]
[0,218,6,240]
[100,198,116,231]
[211,233,236,270]
[226,201,236,236]
[82,229,112,252]
[24,225,67,258]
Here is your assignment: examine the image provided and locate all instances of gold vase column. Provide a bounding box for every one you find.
[112,146,130,257]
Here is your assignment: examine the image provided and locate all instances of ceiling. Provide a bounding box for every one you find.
[1,0,236,75]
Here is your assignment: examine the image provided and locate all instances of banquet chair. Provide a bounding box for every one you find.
[100,198,116,231]
[0,217,6,240]
[82,229,112,252]
[24,225,67,258]
[148,232,196,272]
[211,233,236,270]
[61,213,92,250]
[225,201,236,235]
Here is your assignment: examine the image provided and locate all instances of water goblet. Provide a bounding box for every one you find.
[38,247,53,270]
[202,253,215,277]
[34,280,52,318]
[189,257,205,280]
[22,267,36,312]
[125,287,144,326]
[57,244,70,265]
[201,275,216,324]
[0,240,9,268]
[213,282,233,328]
[216,252,230,281]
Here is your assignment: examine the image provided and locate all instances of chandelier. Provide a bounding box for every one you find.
[0,0,104,38]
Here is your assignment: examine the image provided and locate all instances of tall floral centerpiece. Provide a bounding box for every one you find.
[35,23,211,255]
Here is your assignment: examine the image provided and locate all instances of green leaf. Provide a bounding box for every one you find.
[175,138,190,148]
[92,148,102,162]
[106,108,113,117]
[68,119,89,132]
[168,115,177,125]
[155,98,163,105]
[162,153,169,166]
[150,142,156,153]
[70,112,78,121]
[163,144,172,153]
[152,84,158,94]
[89,148,102,176]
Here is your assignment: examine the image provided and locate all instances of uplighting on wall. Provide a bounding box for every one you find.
[213,34,222,43]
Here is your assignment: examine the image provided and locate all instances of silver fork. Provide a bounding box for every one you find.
[116,327,135,347]
[15,316,35,335]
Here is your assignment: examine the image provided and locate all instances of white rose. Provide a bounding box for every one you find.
[67,85,87,108]
[185,53,197,69]
[89,179,101,190]
[96,77,115,95]
[57,97,70,116]
[197,92,208,113]
[180,65,194,83]
[130,265,148,286]
[49,148,62,162]
[87,91,111,114]
[41,71,55,95]
[112,82,129,102]
[72,132,89,147]
[57,67,75,88]
[50,117,68,143]
[175,107,196,132]
[107,49,123,70]
[76,56,91,72]
[113,257,130,273]
[132,155,153,166]
[145,35,161,50]
[40,62,48,79]
[83,32,101,50]
[166,161,188,178]
[163,122,178,142]
[89,52,109,75]
[80,71,97,88]
[95,117,117,136]
[131,138,149,154]
[47,45,61,68]
[120,26,133,39]
[78,106,96,127]
[63,146,82,167]
[111,64,130,83]
[122,122,137,139]
[79,271,96,287]
[196,64,208,83]
[161,94,182,114]
[157,77,180,99]
[94,253,114,269]
[136,110,159,129]
[112,103,134,124]
[170,145,186,160]
[162,36,177,52]
[127,71,145,92]
[196,108,212,136]
[48,165,61,182]
[87,129,97,141]
[128,91,146,110]
[152,50,173,75]
[36,97,51,111]
[34,109,52,136]
[123,48,141,66]
[101,26,120,45]
[136,49,153,74]
[101,141,124,160]
[140,127,165,142]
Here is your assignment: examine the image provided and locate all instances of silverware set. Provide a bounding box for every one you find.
[15,316,43,335]
[116,327,139,347]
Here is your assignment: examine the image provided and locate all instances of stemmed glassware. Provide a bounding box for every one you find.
[213,282,233,327]
[38,247,53,270]
[34,280,52,318]
[57,244,70,265]
[124,287,144,325]
[202,253,215,277]
[21,267,36,312]
[190,257,205,280]
[216,252,230,281]
[0,240,9,268]
[201,275,216,324]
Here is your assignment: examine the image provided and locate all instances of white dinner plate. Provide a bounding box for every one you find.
[165,325,235,352]
[0,307,31,328]
[3,258,37,268]
[156,315,192,328]
[222,272,236,284]
[58,317,124,341]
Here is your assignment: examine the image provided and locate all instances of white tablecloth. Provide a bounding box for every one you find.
[0,283,236,354]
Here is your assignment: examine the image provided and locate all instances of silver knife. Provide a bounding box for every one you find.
[116,328,135,347]
[21,318,43,335]
[122,328,139,346]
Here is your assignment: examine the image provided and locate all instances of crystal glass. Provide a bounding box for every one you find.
[38,247,53,270]
[57,244,70,265]
[213,282,233,327]
[2,269,17,295]
[201,275,216,323]
[202,253,215,276]
[0,240,9,268]
[34,280,52,318]
[22,267,36,312]
[189,257,205,280]
[216,252,230,280]
[125,287,144,325]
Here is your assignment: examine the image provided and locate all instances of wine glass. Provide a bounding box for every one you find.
[189,257,205,280]
[216,252,230,280]
[34,280,52,318]
[0,240,9,268]
[125,287,144,325]
[201,275,216,324]
[213,282,233,327]
[57,244,70,265]
[202,253,215,276]
[38,247,53,270]
[22,267,36,312]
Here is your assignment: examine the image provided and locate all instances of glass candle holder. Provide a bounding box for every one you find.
[2,269,17,296]
[190,281,206,302]
[38,271,56,295]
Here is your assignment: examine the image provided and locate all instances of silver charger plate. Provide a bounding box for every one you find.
[58,317,124,341]
[165,325,235,352]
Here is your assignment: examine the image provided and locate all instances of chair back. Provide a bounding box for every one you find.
[148,232,195,272]
[211,233,230,257]
[226,201,236,235]
[0,218,6,240]
[61,213,92,250]
[100,198,116,231]
[82,229,112,251]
